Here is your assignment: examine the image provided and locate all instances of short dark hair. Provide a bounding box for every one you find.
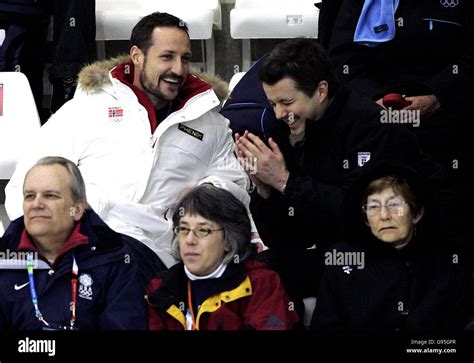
[130,12,189,55]
[171,185,255,264]
[259,38,339,98]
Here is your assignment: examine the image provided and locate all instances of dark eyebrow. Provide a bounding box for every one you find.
[268,97,293,104]
[179,221,212,226]
[160,50,192,57]
[23,189,61,194]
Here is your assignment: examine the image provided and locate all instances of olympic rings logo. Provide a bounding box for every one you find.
[440,0,459,8]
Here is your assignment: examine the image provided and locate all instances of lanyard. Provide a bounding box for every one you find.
[70,255,79,329]
[26,252,78,329]
[26,253,49,327]
[186,280,196,330]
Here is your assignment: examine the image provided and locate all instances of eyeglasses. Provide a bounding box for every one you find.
[174,226,224,238]
[362,199,406,216]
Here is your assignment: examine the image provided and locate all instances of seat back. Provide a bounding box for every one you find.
[228,71,246,94]
[231,0,320,39]
[0,71,40,235]
[0,71,41,180]
[95,0,221,40]
[0,179,7,236]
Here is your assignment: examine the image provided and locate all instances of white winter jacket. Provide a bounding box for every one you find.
[5,57,251,267]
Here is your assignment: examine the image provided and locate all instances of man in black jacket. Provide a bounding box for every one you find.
[232,38,445,303]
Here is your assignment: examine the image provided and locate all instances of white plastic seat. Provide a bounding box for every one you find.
[230,0,321,70]
[303,296,317,328]
[228,71,246,93]
[0,202,7,236]
[0,72,41,180]
[0,72,41,235]
[95,0,221,74]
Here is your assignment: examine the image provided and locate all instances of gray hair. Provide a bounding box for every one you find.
[171,185,255,265]
[25,156,88,206]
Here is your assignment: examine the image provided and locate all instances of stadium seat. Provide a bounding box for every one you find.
[0,194,7,236]
[95,0,221,74]
[303,296,317,328]
[228,71,246,94]
[0,72,41,235]
[230,0,321,70]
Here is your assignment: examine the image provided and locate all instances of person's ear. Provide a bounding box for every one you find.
[70,201,86,222]
[130,45,144,66]
[224,242,231,253]
[413,207,424,224]
[317,80,329,101]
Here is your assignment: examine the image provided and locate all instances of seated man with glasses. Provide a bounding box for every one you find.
[0,156,161,330]
[310,162,472,331]
[146,185,299,330]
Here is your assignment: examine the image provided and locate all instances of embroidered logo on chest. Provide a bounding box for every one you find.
[108,107,123,122]
[78,274,93,300]
[357,152,371,167]
[178,123,204,141]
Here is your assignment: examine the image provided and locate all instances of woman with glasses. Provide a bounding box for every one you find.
[146,185,299,330]
[310,162,471,331]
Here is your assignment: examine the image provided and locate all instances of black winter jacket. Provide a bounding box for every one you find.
[311,162,472,331]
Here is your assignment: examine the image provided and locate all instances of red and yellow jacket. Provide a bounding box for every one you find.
[147,260,300,330]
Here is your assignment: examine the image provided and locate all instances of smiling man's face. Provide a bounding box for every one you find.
[131,26,192,110]
[263,77,328,138]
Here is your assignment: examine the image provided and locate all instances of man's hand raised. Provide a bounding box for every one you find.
[235,131,289,195]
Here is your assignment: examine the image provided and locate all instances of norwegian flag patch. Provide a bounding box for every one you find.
[108,107,123,122]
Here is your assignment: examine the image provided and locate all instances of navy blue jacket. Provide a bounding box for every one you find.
[0,209,164,330]
[221,56,289,148]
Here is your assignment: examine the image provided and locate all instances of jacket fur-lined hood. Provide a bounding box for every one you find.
[78,55,229,102]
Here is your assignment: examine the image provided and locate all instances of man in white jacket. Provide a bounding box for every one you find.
[5,12,257,267]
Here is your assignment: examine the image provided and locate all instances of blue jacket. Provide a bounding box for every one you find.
[220,56,289,148]
[0,209,164,330]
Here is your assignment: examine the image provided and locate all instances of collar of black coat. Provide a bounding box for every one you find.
[148,260,249,310]
[0,209,125,259]
[306,84,352,131]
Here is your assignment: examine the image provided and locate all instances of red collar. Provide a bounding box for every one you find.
[18,222,89,266]
[111,61,213,133]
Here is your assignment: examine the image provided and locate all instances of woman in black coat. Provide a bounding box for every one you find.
[311,162,472,331]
